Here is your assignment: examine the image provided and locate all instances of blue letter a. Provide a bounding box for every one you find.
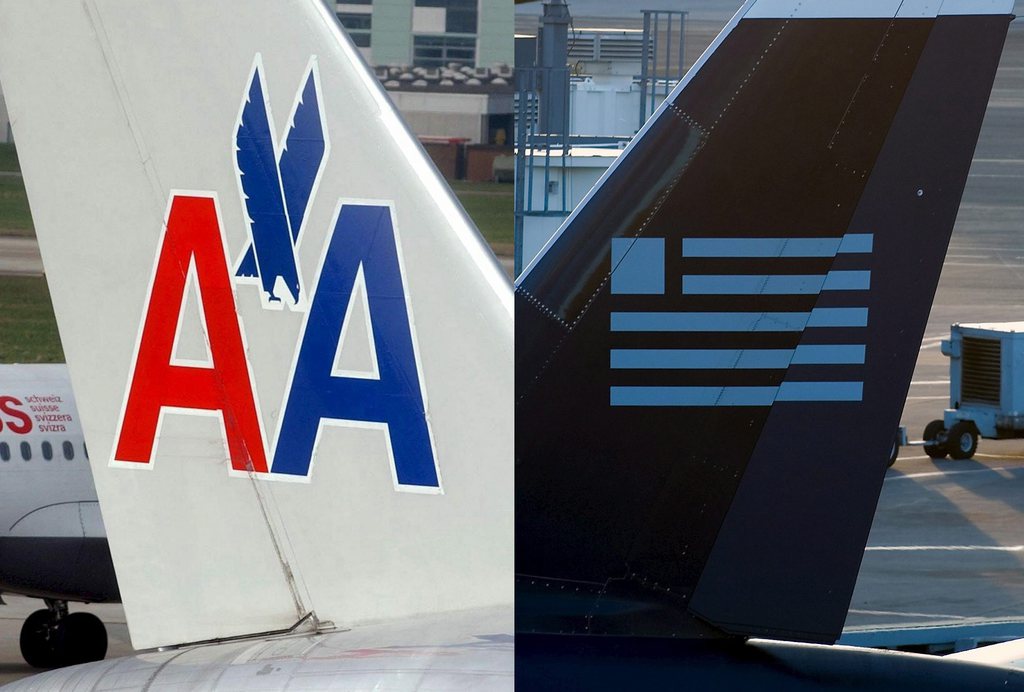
[271,204,439,490]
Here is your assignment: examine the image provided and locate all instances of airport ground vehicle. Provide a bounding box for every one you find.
[920,323,1024,460]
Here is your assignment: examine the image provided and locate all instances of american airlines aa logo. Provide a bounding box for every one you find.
[110,56,441,492]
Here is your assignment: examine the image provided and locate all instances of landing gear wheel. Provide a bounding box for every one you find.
[56,612,107,666]
[923,420,947,459]
[947,421,978,460]
[19,609,57,668]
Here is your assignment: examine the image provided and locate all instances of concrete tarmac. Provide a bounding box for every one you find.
[0,595,131,686]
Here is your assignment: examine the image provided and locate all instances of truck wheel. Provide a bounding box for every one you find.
[923,420,947,459]
[947,421,978,460]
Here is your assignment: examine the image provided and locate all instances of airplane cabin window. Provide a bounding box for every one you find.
[63,440,74,460]
[20,441,31,461]
[42,440,53,460]
[0,442,8,461]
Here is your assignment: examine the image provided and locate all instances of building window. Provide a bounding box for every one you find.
[446,0,477,34]
[338,12,371,31]
[20,441,30,461]
[338,12,372,47]
[414,0,477,36]
[63,441,75,460]
[0,442,9,461]
[41,441,53,461]
[414,35,476,68]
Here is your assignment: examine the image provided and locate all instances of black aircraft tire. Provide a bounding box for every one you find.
[55,612,108,667]
[923,420,947,459]
[888,439,899,467]
[947,422,979,460]
[19,609,56,669]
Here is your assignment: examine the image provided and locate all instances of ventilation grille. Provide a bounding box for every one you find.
[568,33,650,62]
[962,336,1001,406]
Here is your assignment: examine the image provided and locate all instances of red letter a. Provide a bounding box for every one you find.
[114,194,268,473]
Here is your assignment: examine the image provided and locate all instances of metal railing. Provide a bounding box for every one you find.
[639,10,688,129]
[514,65,571,276]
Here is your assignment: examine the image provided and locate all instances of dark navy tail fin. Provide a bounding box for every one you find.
[515,0,1013,643]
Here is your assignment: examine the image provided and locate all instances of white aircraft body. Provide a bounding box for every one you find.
[0,364,117,668]
[0,0,512,688]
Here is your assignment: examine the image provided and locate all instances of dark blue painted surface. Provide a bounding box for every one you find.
[235,64,325,306]
[515,13,1011,645]
[272,205,437,488]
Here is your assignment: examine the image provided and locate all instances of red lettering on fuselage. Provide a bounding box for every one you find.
[114,194,268,473]
[0,396,32,434]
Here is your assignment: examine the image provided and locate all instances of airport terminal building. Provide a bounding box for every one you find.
[334,0,511,69]
[0,2,514,151]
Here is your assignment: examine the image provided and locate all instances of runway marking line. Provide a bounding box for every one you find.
[848,608,969,620]
[886,464,1021,479]
[865,545,1024,552]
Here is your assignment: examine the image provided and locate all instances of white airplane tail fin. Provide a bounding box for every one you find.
[0,0,512,649]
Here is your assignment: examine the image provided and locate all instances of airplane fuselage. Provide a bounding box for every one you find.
[0,364,118,603]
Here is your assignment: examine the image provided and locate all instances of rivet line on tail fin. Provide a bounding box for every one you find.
[665,102,706,131]
[829,17,902,153]
[515,120,707,406]
[516,288,569,328]
[707,21,790,134]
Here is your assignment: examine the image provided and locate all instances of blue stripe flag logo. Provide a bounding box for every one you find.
[609,234,873,407]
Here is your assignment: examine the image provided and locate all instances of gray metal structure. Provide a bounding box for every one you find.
[513,65,571,276]
[639,10,688,129]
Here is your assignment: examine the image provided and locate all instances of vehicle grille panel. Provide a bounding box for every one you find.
[962,336,1001,406]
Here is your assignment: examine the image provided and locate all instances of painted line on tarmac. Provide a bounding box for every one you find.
[848,608,969,620]
[910,380,949,386]
[865,545,1024,552]
[943,261,1024,267]
[886,465,1018,479]
[906,395,948,400]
